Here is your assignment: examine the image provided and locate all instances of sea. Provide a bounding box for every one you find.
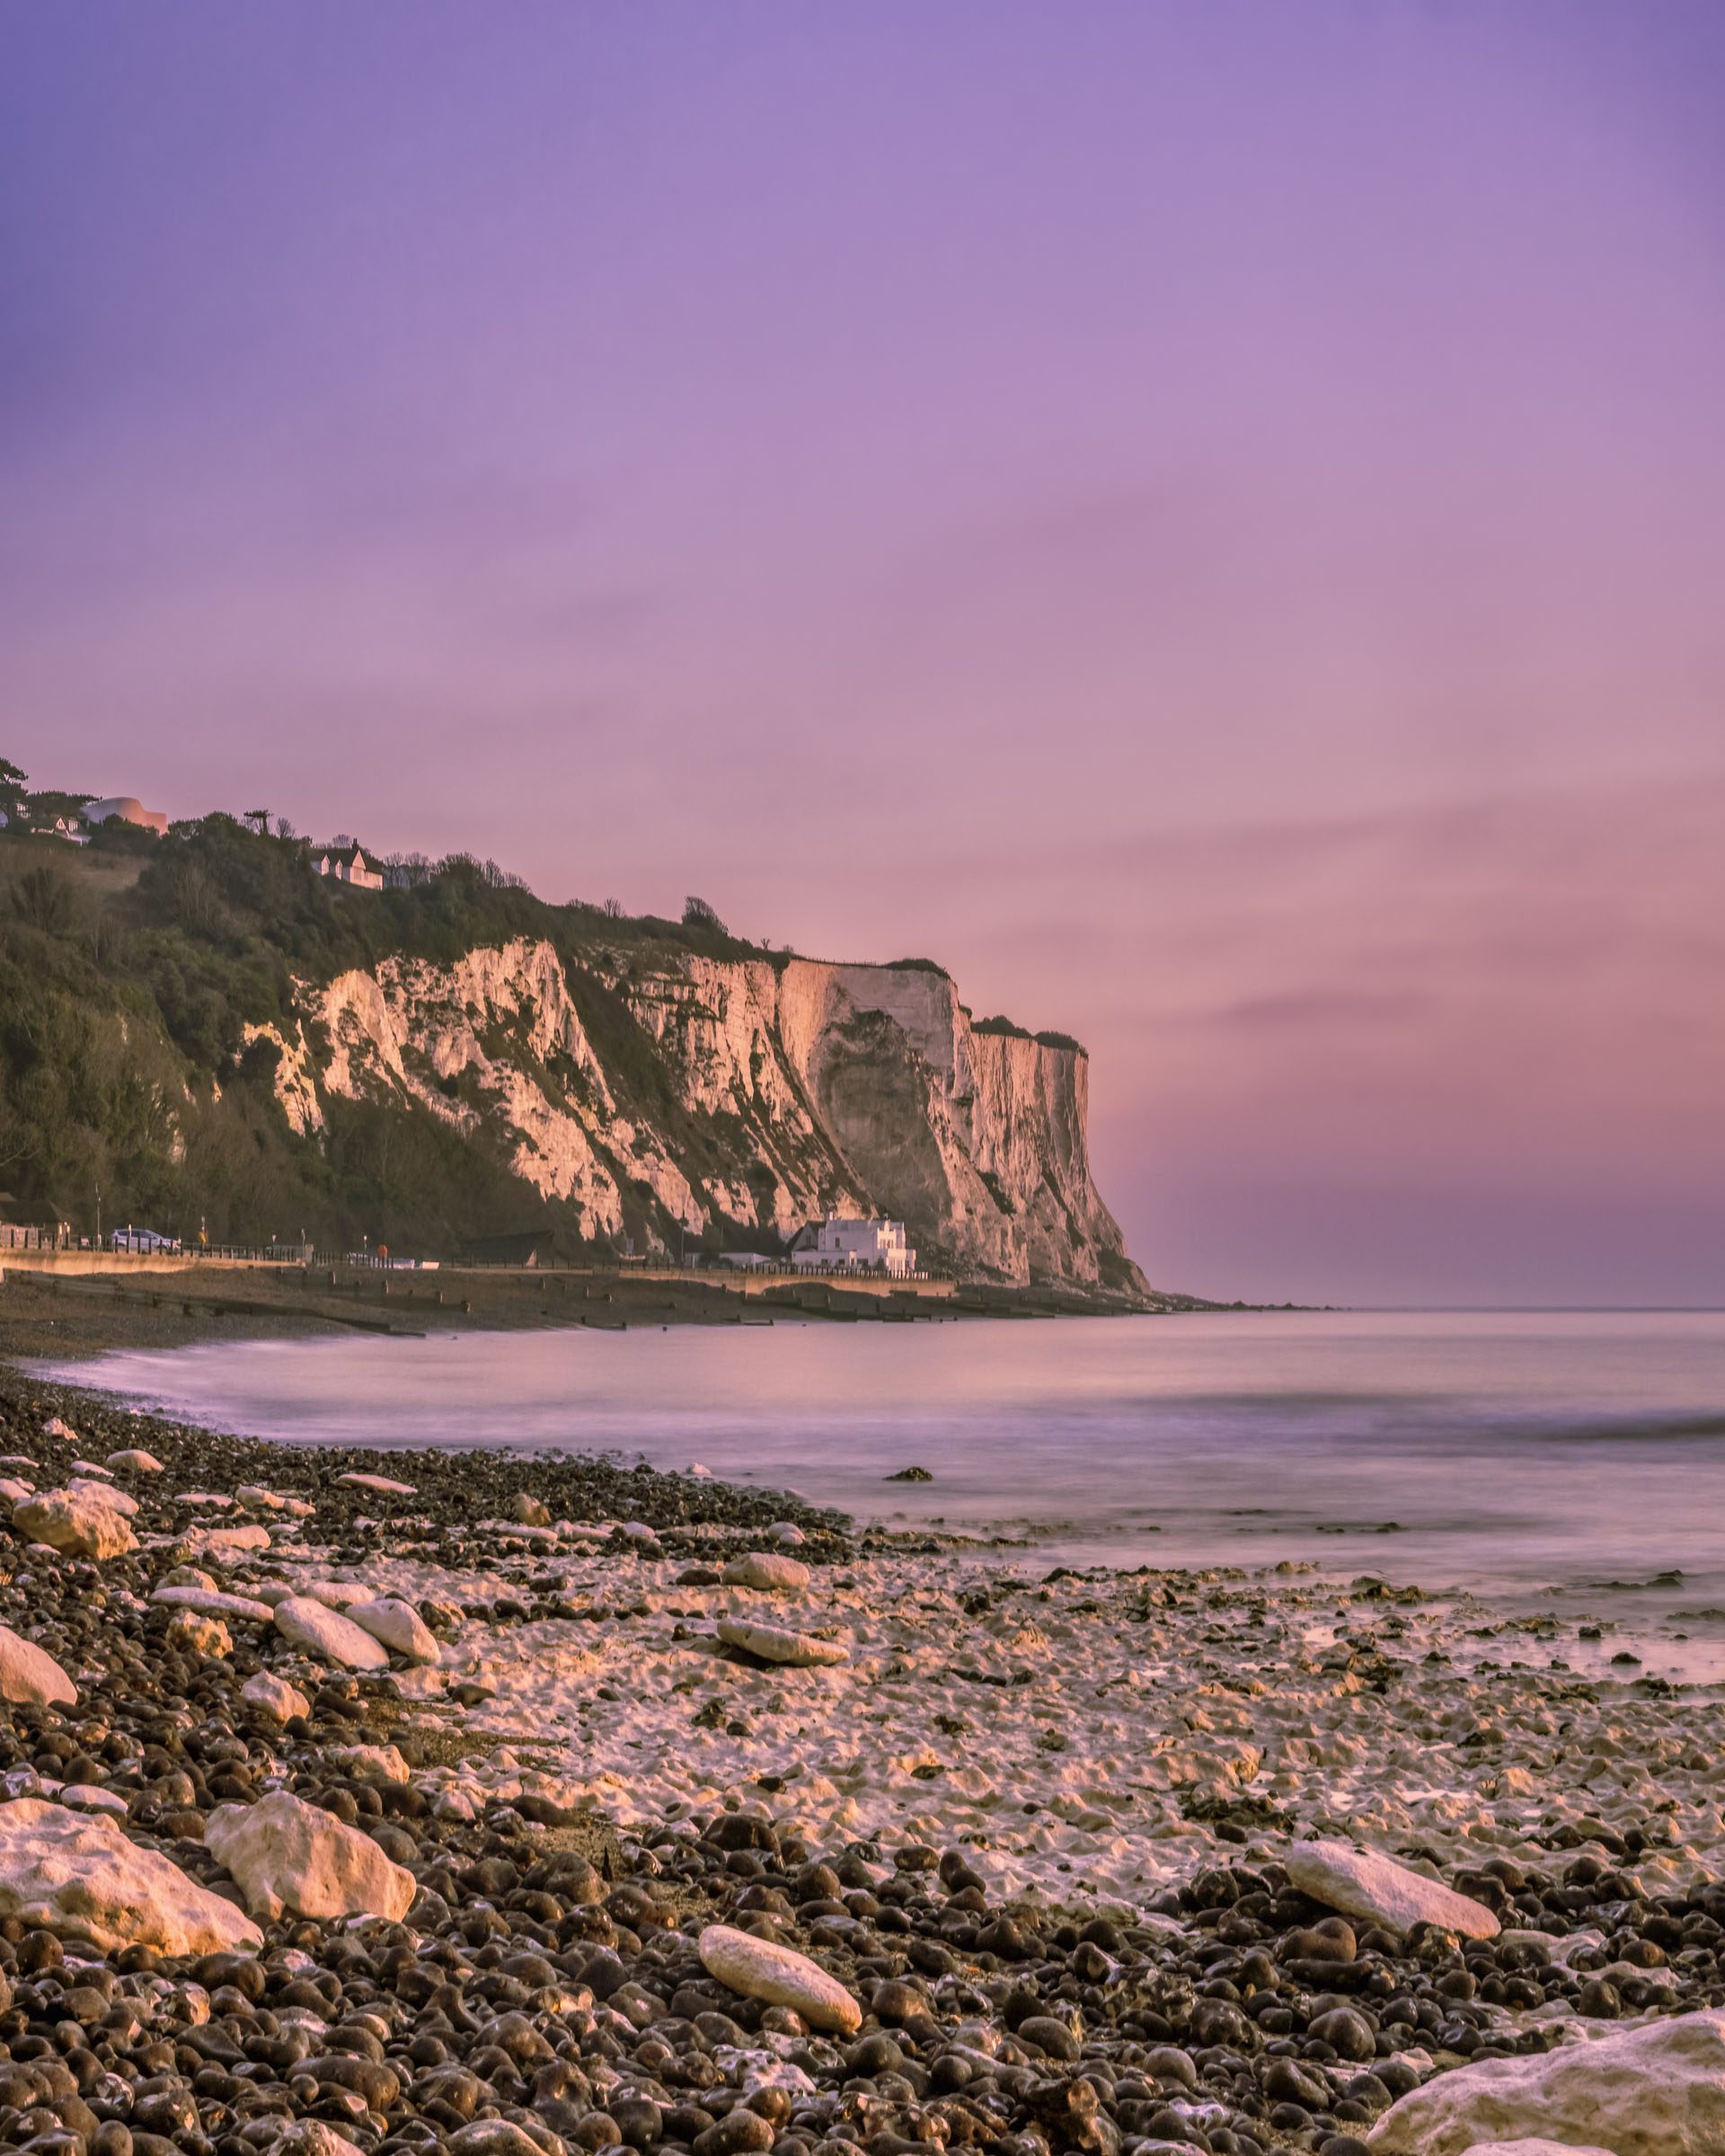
[43,1308,1725,1679]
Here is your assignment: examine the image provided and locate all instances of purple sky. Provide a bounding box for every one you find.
[4,3,1723,1304]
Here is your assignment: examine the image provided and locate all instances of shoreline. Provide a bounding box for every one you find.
[0,1365,1720,2148]
[0,1261,1183,1370]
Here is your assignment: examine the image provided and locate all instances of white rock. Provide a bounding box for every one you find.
[236,1485,289,1510]
[1287,1838,1499,1940]
[386,1666,446,1701]
[107,1448,164,1472]
[267,2124,368,2156]
[688,1462,713,1478]
[722,1553,811,1592]
[41,1417,75,1440]
[0,1453,33,1469]
[13,1486,137,1560]
[71,1476,137,1515]
[335,1471,416,1495]
[718,1617,848,1667]
[0,1797,262,1953]
[180,1524,271,1556]
[0,1626,76,1708]
[241,1671,311,1722]
[270,2125,368,2156]
[616,1520,661,1546]
[60,1784,129,1816]
[300,1580,369,1609]
[177,1491,234,1508]
[1466,2145,1615,2156]
[1367,2009,1725,2153]
[699,1923,861,2034]
[166,1609,231,1657]
[0,1478,31,1506]
[347,1596,441,1665]
[273,1595,389,1670]
[70,1459,113,1478]
[152,1586,274,1622]
[329,1742,410,1782]
[206,1789,416,1922]
[767,1520,806,1544]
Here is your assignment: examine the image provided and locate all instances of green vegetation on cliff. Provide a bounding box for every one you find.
[0,815,774,1254]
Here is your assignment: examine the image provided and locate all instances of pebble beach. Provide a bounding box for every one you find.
[0,1366,1721,2156]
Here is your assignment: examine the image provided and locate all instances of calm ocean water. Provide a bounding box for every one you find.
[44,1310,1725,1669]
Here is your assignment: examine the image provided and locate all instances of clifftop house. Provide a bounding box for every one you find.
[315,843,385,890]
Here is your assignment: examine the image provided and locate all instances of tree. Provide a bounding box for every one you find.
[683,895,727,935]
[11,866,75,935]
[244,808,270,835]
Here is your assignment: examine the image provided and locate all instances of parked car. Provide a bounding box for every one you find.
[110,1226,181,1253]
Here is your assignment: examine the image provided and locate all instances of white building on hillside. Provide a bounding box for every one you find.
[792,1215,917,1277]
[86,796,170,836]
[315,843,385,889]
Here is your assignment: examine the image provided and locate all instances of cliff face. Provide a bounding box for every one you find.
[256,940,1145,1294]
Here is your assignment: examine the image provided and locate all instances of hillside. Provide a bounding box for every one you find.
[0,817,1150,1296]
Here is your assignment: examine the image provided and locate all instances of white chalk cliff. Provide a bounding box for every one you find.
[249,940,1145,1294]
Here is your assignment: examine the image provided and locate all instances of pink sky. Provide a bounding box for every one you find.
[3,3,1722,1303]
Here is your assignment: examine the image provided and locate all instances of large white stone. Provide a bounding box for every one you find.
[152,1585,275,1622]
[718,1616,849,1667]
[346,1596,441,1666]
[206,1790,416,1922]
[1287,1838,1499,1940]
[722,1552,811,1592]
[0,1479,31,1506]
[0,1797,261,1954]
[699,1922,862,2034]
[70,1474,135,1513]
[107,1448,164,1472]
[0,1625,76,1708]
[336,1471,416,1495]
[13,1485,137,1560]
[1367,2009,1725,2154]
[241,1671,311,1722]
[329,1742,410,1782]
[179,1523,271,1557]
[272,1595,389,1670]
[1466,2145,1615,2156]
